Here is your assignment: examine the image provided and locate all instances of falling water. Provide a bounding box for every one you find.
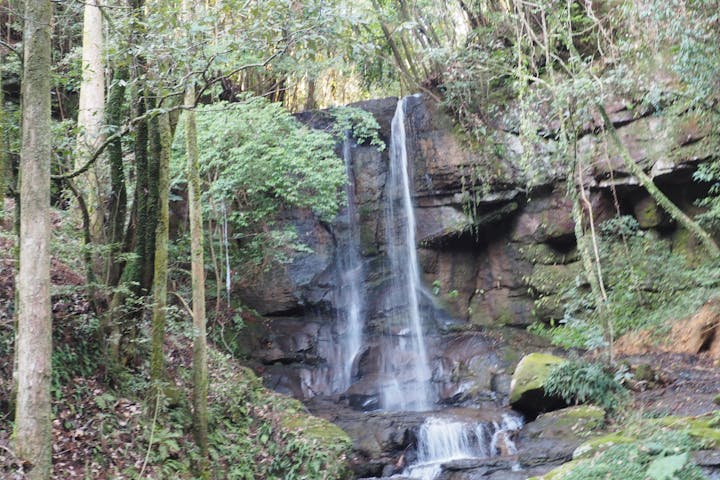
[404,414,523,480]
[332,136,365,392]
[380,97,433,411]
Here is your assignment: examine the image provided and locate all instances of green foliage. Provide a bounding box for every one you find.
[172,97,346,267]
[694,159,720,234]
[440,21,515,144]
[51,312,101,400]
[599,215,641,239]
[327,105,385,150]
[531,216,720,349]
[201,351,352,479]
[528,316,605,351]
[544,360,629,412]
[562,430,707,480]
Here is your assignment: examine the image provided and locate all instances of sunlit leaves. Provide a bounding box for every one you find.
[171,97,346,264]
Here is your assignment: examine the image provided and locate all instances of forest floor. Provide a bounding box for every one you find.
[0,207,719,478]
[0,208,350,479]
[619,352,720,417]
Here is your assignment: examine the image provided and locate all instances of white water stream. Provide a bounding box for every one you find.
[380,97,523,479]
[403,414,523,480]
[333,136,365,392]
[380,97,434,411]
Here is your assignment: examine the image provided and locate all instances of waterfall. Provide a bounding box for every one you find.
[332,136,365,392]
[404,414,523,480]
[380,97,433,411]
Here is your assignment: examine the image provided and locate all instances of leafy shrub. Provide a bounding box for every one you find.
[544,360,629,412]
[203,351,352,480]
[171,97,348,268]
[327,106,385,150]
[564,430,707,480]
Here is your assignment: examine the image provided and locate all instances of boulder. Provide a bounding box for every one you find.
[509,353,567,418]
[519,406,607,468]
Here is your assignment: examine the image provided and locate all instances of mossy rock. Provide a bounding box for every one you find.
[509,353,567,417]
[633,195,667,229]
[650,413,720,448]
[520,243,579,265]
[544,405,605,432]
[523,405,607,444]
[672,226,704,268]
[527,262,583,296]
[532,293,565,324]
[528,459,581,480]
[539,413,720,479]
[572,433,636,459]
[280,412,352,446]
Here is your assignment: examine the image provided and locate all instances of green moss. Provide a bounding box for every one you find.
[540,413,719,480]
[495,306,514,326]
[635,198,662,228]
[509,352,566,404]
[528,459,581,480]
[672,226,704,268]
[527,262,583,296]
[572,433,636,459]
[521,243,579,265]
[280,413,352,445]
[649,414,720,448]
[358,221,378,256]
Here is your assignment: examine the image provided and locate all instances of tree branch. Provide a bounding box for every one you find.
[597,102,720,258]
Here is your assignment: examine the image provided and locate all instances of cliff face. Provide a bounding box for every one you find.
[235,94,716,404]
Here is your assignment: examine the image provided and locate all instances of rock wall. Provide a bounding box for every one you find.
[236,94,717,403]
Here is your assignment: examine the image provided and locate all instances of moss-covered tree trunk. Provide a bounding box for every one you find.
[181,0,209,470]
[185,82,209,477]
[0,55,7,222]
[105,67,128,288]
[571,188,604,308]
[149,110,171,384]
[597,104,720,258]
[14,0,53,477]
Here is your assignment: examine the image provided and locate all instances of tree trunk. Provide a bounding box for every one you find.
[181,0,209,469]
[76,0,105,245]
[14,0,53,477]
[596,103,720,258]
[571,188,604,307]
[304,77,317,111]
[105,67,128,288]
[185,83,209,477]
[149,110,171,384]
[0,55,7,221]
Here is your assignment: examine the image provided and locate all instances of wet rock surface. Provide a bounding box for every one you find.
[238,95,717,402]
[233,95,720,478]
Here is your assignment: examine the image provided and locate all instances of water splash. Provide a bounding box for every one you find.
[380,97,433,411]
[404,414,523,480]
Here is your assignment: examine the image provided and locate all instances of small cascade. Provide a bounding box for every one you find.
[331,136,365,392]
[404,414,523,480]
[380,97,433,411]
